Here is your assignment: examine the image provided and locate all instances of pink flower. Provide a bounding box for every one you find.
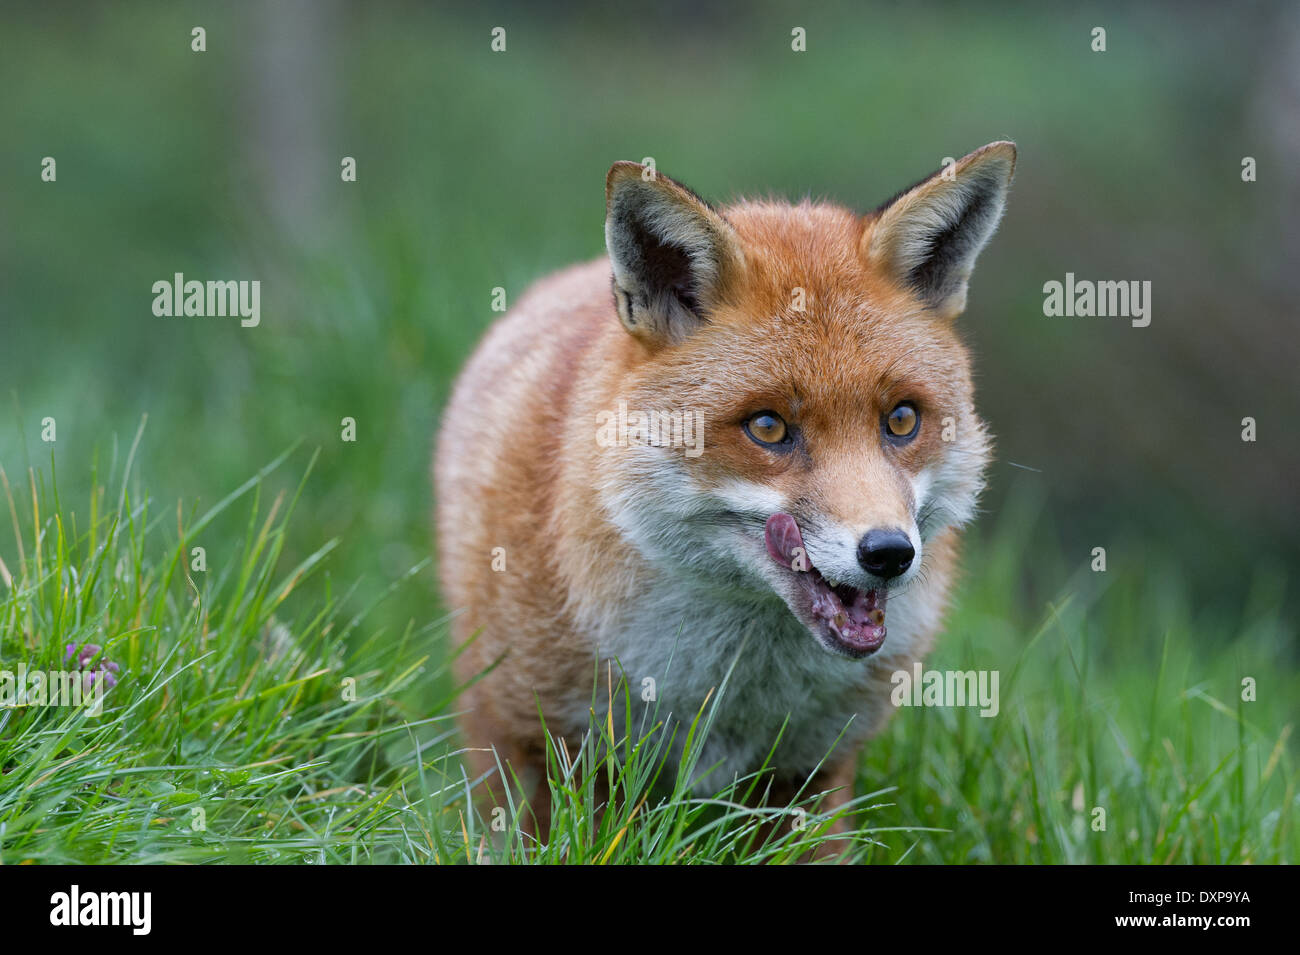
[63,642,121,691]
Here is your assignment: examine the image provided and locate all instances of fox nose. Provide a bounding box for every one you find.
[857,530,915,580]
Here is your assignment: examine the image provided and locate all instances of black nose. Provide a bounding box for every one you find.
[857,530,915,579]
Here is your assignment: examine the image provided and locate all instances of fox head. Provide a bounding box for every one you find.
[599,143,1013,660]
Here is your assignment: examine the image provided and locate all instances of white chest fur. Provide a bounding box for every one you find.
[577,572,926,789]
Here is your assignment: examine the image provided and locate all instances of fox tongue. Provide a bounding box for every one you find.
[765,512,887,653]
[764,513,805,568]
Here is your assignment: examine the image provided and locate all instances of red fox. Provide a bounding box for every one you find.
[436,141,1016,839]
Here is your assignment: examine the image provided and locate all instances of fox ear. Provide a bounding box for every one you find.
[605,162,743,344]
[863,141,1016,320]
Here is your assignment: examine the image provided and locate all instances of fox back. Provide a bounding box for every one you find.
[436,143,1015,823]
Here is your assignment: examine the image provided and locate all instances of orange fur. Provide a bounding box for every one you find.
[435,143,1015,845]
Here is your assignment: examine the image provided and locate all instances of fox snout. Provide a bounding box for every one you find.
[795,515,921,593]
[857,528,915,580]
[796,452,924,588]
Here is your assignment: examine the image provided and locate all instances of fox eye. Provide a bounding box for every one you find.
[745,411,789,447]
[885,402,920,440]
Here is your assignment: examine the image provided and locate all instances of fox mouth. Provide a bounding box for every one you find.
[764,513,887,658]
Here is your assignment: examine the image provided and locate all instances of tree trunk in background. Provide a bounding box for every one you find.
[1251,4,1300,290]
[242,0,341,248]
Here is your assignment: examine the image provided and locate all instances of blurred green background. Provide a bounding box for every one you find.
[2,1,1296,690]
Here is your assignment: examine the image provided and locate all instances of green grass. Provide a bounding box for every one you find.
[863,491,1297,864]
[1,438,1293,863]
